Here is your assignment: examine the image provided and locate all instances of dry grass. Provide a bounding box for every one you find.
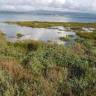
[0,59,32,81]
[0,32,7,46]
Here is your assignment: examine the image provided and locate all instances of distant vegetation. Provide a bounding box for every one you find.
[77,31,96,40]
[0,21,96,96]
[7,21,96,29]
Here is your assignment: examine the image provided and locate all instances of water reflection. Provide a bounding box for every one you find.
[0,23,76,44]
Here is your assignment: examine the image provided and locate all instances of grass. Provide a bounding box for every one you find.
[76,31,96,40]
[7,21,96,29]
[0,32,7,45]
[0,21,96,96]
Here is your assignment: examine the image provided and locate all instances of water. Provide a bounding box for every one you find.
[0,11,96,22]
[0,23,76,44]
[0,11,95,44]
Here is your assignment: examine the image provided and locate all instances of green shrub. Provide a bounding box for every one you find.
[16,32,23,38]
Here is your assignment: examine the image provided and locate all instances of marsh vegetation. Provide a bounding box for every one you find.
[0,21,96,96]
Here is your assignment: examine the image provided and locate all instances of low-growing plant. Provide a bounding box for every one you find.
[16,32,23,38]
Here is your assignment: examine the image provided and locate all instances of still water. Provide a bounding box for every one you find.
[0,11,95,44]
[0,23,76,44]
[0,11,96,22]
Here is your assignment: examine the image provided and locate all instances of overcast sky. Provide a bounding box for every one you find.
[0,0,96,12]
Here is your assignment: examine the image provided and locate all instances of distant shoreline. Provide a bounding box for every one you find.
[6,21,96,28]
[0,11,96,22]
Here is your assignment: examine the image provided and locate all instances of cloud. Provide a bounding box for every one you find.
[0,0,96,12]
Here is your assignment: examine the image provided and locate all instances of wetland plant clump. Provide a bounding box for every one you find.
[16,32,24,38]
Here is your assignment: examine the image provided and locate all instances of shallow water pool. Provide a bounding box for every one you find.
[0,22,76,44]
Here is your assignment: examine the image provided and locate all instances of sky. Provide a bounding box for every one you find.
[0,0,96,13]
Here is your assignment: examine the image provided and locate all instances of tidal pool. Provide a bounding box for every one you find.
[0,22,76,44]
